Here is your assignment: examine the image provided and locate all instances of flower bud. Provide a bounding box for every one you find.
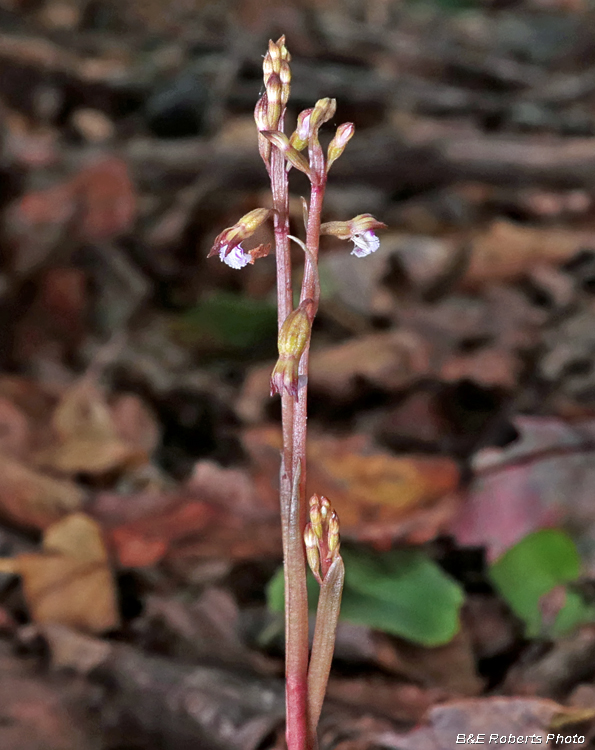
[289,108,313,152]
[254,94,269,132]
[270,299,314,398]
[309,494,323,539]
[261,131,312,176]
[263,53,274,84]
[328,511,340,557]
[280,60,291,106]
[304,494,341,583]
[304,524,322,583]
[266,73,283,129]
[268,38,282,69]
[326,122,355,171]
[309,98,337,135]
[276,35,290,61]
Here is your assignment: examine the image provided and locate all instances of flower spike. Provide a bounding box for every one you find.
[304,494,341,583]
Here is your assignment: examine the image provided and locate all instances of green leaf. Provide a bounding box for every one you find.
[489,529,595,638]
[340,547,463,646]
[266,546,464,647]
[172,291,277,355]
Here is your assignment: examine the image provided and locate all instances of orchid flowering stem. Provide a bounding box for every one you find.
[208,35,384,750]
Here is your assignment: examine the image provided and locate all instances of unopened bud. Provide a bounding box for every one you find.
[266,73,283,129]
[289,108,313,152]
[270,299,314,398]
[303,495,341,583]
[263,53,274,84]
[327,122,355,171]
[276,36,290,61]
[328,511,340,557]
[268,38,282,68]
[254,95,268,132]
[304,524,322,582]
[309,494,323,539]
[261,130,312,176]
[309,98,337,135]
[280,60,291,106]
[277,299,314,357]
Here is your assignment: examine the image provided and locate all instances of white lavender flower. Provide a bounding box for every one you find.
[220,243,251,269]
[351,230,380,258]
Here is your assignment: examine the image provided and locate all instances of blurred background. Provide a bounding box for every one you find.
[2,0,595,748]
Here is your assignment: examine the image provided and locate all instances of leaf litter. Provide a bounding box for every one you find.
[4,1,595,748]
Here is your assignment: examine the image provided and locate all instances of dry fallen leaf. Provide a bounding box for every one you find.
[0,397,31,458]
[237,330,431,423]
[464,220,595,286]
[0,513,119,633]
[35,379,150,475]
[386,697,585,750]
[0,452,84,530]
[13,156,136,243]
[245,426,461,545]
[103,460,281,567]
[450,416,595,562]
[110,500,215,568]
[0,640,96,750]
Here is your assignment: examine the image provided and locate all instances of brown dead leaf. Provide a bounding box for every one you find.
[110,393,160,457]
[440,347,521,388]
[71,157,136,241]
[0,513,119,632]
[0,640,96,750]
[465,220,595,286]
[110,501,215,567]
[371,627,483,697]
[386,697,575,750]
[0,452,83,530]
[310,330,431,399]
[450,416,595,563]
[35,380,149,475]
[0,397,31,458]
[245,426,461,545]
[11,156,135,249]
[97,460,282,568]
[326,675,440,724]
[237,330,431,423]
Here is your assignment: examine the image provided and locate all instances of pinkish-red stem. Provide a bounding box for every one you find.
[289,180,325,750]
[293,182,325,533]
[271,144,310,750]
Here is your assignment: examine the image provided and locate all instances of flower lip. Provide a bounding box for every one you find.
[220,243,252,269]
[351,230,380,258]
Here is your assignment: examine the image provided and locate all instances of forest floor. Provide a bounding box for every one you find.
[2,0,595,748]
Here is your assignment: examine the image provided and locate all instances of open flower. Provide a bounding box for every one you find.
[351,229,380,258]
[320,213,386,258]
[220,243,252,270]
[207,208,272,262]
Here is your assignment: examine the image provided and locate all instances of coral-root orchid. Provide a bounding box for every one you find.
[207,36,384,750]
